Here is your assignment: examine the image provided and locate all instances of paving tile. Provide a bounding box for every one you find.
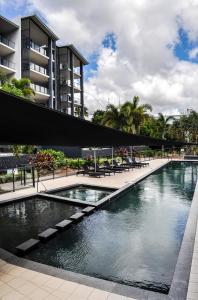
[29,287,49,300]
[1,290,25,300]
[189,273,198,283]
[0,271,15,283]
[0,259,7,267]
[0,263,15,274]
[20,269,38,281]
[43,276,64,289]
[43,295,60,300]
[7,266,26,277]
[51,289,72,299]
[188,281,198,293]
[30,273,51,286]
[88,288,110,300]
[71,284,94,299]
[58,280,79,294]
[17,281,37,296]
[107,293,126,300]
[0,283,13,297]
[7,277,27,289]
[187,291,198,300]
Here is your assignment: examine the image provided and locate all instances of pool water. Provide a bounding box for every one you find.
[26,162,198,293]
[50,185,114,202]
[0,196,80,253]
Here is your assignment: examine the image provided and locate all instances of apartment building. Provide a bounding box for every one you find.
[0,15,88,117]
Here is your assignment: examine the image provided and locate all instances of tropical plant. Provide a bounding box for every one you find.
[74,106,88,118]
[102,104,125,130]
[157,113,175,140]
[1,78,35,100]
[92,110,105,125]
[39,149,66,168]
[121,96,152,134]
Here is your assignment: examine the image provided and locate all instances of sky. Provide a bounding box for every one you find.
[1,0,198,116]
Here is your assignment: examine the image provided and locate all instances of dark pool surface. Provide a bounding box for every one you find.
[0,196,80,253]
[26,162,198,293]
[50,185,114,202]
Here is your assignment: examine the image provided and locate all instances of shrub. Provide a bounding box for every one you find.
[39,149,65,168]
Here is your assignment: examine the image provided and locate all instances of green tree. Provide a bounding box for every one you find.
[75,106,88,118]
[92,110,105,125]
[157,113,175,140]
[102,104,125,130]
[121,96,152,134]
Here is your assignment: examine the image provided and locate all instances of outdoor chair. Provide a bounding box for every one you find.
[123,157,142,168]
[78,164,105,178]
[90,163,114,176]
[112,160,130,171]
[130,156,149,167]
[103,161,123,172]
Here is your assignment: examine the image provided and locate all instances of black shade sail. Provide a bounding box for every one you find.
[0,90,187,147]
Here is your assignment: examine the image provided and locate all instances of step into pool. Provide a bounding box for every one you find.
[48,184,115,202]
[0,196,81,253]
[26,162,198,293]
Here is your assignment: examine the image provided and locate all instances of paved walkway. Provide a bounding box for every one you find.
[0,159,168,203]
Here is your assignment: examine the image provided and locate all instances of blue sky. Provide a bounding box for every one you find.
[1,0,198,114]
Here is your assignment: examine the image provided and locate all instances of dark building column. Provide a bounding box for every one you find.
[70,50,74,116]
[80,62,84,118]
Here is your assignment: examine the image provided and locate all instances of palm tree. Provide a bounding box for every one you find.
[157,113,175,140]
[102,104,125,130]
[121,96,152,134]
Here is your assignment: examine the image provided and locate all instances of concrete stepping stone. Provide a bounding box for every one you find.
[55,219,73,230]
[82,206,95,214]
[38,228,58,241]
[16,238,40,255]
[70,212,85,221]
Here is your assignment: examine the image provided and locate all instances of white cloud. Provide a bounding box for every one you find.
[3,0,198,115]
[189,47,198,59]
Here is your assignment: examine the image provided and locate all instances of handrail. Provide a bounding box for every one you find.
[30,62,48,75]
[0,34,15,49]
[30,41,47,57]
[0,57,15,69]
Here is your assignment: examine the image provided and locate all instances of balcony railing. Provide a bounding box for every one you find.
[30,41,47,57]
[0,57,15,69]
[59,78,81,90]
[0,34,15,49]
[30,62,48,76]
[74,68,80,76]
[31,83,49,95]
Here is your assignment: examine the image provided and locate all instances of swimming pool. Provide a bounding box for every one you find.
[48,184,114,203]
[25,162,198,293]
[0,196,81,253]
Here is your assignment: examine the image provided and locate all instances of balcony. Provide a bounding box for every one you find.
[0,57,15,75]
[30,41,49,66]
[30,62,49,83]
[59,78,81,92]
[0,34,15,56]
[31,83,50,102]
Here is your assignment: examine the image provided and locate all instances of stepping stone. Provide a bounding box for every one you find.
[70,212,85,221]
[82,206,95,214]
[38,228,58,241]
[55,219,73,230]
[16,239,40,255]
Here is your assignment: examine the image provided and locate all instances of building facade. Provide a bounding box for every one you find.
[0,15,88,117]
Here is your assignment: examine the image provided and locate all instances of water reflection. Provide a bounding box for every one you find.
[27,162,197,293]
